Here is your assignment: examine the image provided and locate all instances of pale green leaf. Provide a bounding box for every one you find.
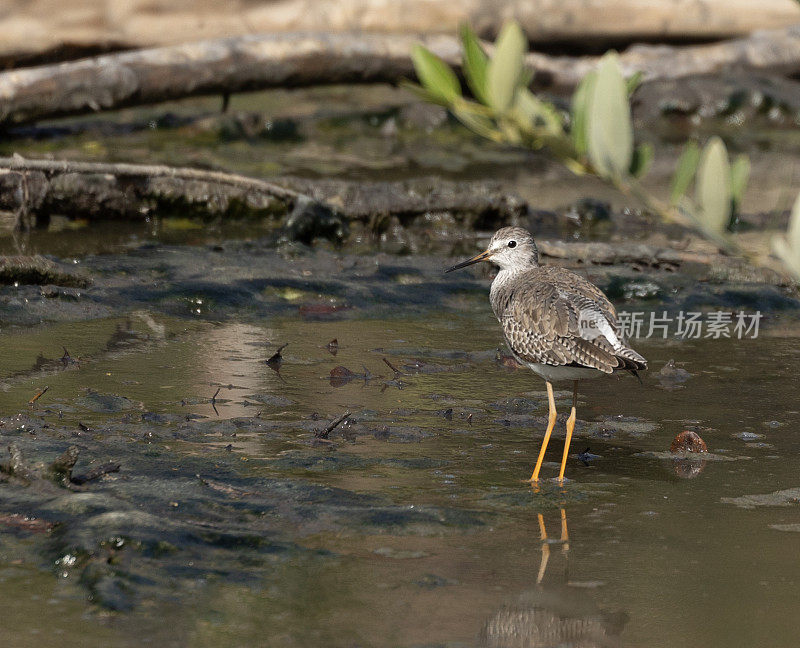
[587,52,634,178]
[788,191,800,253]
[696,136,732,235]
[564,158,588,175]
[730,154,750,212]
[630,143,654,178]
[460,23,489,104]
[626,71,644,96]
[570,70,596,156]
[772,193,800,281]
[772,235,800,282]
[452,103,500,140]
[670,141,700,204]
[411,45,461,104]
[400,80,450,107]
[487,21,527,112]
[514,88,563,135]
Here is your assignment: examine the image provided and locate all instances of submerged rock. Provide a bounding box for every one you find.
[0,255,89,287]
[655,359,692,390]
[75,390,142,413]
[722,487,800,509]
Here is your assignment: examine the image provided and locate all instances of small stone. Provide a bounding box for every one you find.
[670,430,708,453]
[733,431,764,441]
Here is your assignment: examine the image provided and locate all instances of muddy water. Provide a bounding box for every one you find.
[2,306,800,647]
[2,82,800,647]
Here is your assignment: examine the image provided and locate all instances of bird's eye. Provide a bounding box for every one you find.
[508,240,517,248]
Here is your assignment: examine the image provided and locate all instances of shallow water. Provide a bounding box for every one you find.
[3,83,800,647]
[2,305,800,647]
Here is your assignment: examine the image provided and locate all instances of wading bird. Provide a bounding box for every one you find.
[446,227,646,482]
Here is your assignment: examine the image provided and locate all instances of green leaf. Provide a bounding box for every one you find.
[696,136,732,235]
[486,21,527,112]
[629,143,654,178]
[670,141,700,204]
[587,52,633,178]
[460,23,489,104]
[626,71,644,96]
[452,102,500,140]
[570,70,596,157]
[514,88,563,135]
[400,80,451,107]
[411,44,461,104]
[730,154,750,213]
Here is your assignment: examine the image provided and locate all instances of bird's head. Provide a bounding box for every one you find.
[445,226,539,273]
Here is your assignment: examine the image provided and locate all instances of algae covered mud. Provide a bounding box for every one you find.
[2,84,800,647]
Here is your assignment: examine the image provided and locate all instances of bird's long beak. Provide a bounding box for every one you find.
[444,249,492,273]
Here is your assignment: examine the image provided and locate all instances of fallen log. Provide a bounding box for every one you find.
[1,0,798,65]
[0,156,527,238]
[4,27,800,127]
[0,154,318,224]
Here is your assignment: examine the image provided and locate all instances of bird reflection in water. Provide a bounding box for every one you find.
[480,509,628,648]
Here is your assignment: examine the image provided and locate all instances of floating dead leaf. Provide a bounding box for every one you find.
[266,342,288,372]
[330,366,356,387]
[496,352,522,369]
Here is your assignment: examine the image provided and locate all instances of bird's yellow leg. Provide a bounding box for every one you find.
[528,381,556,482]
[560,508,570,580]
[558,382,578,482]
[536,513,550,584]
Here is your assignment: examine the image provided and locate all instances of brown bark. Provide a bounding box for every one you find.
[3,27,800,127]
[0,156,527,235]
[0,155,316,225]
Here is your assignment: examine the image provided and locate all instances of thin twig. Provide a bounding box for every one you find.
[315,410,351,439]
[28,385,49,405]
[382,357,402,375]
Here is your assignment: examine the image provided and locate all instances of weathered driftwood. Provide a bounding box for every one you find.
[4,27,800,127]
[284,177,527,222]
[0,33,453,126]
[0,156,527,236]
[0,155,314,223]
[541,25,800,89]
[2,0,798,64]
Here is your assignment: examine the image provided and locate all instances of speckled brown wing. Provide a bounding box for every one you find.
[493,267,643,373]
